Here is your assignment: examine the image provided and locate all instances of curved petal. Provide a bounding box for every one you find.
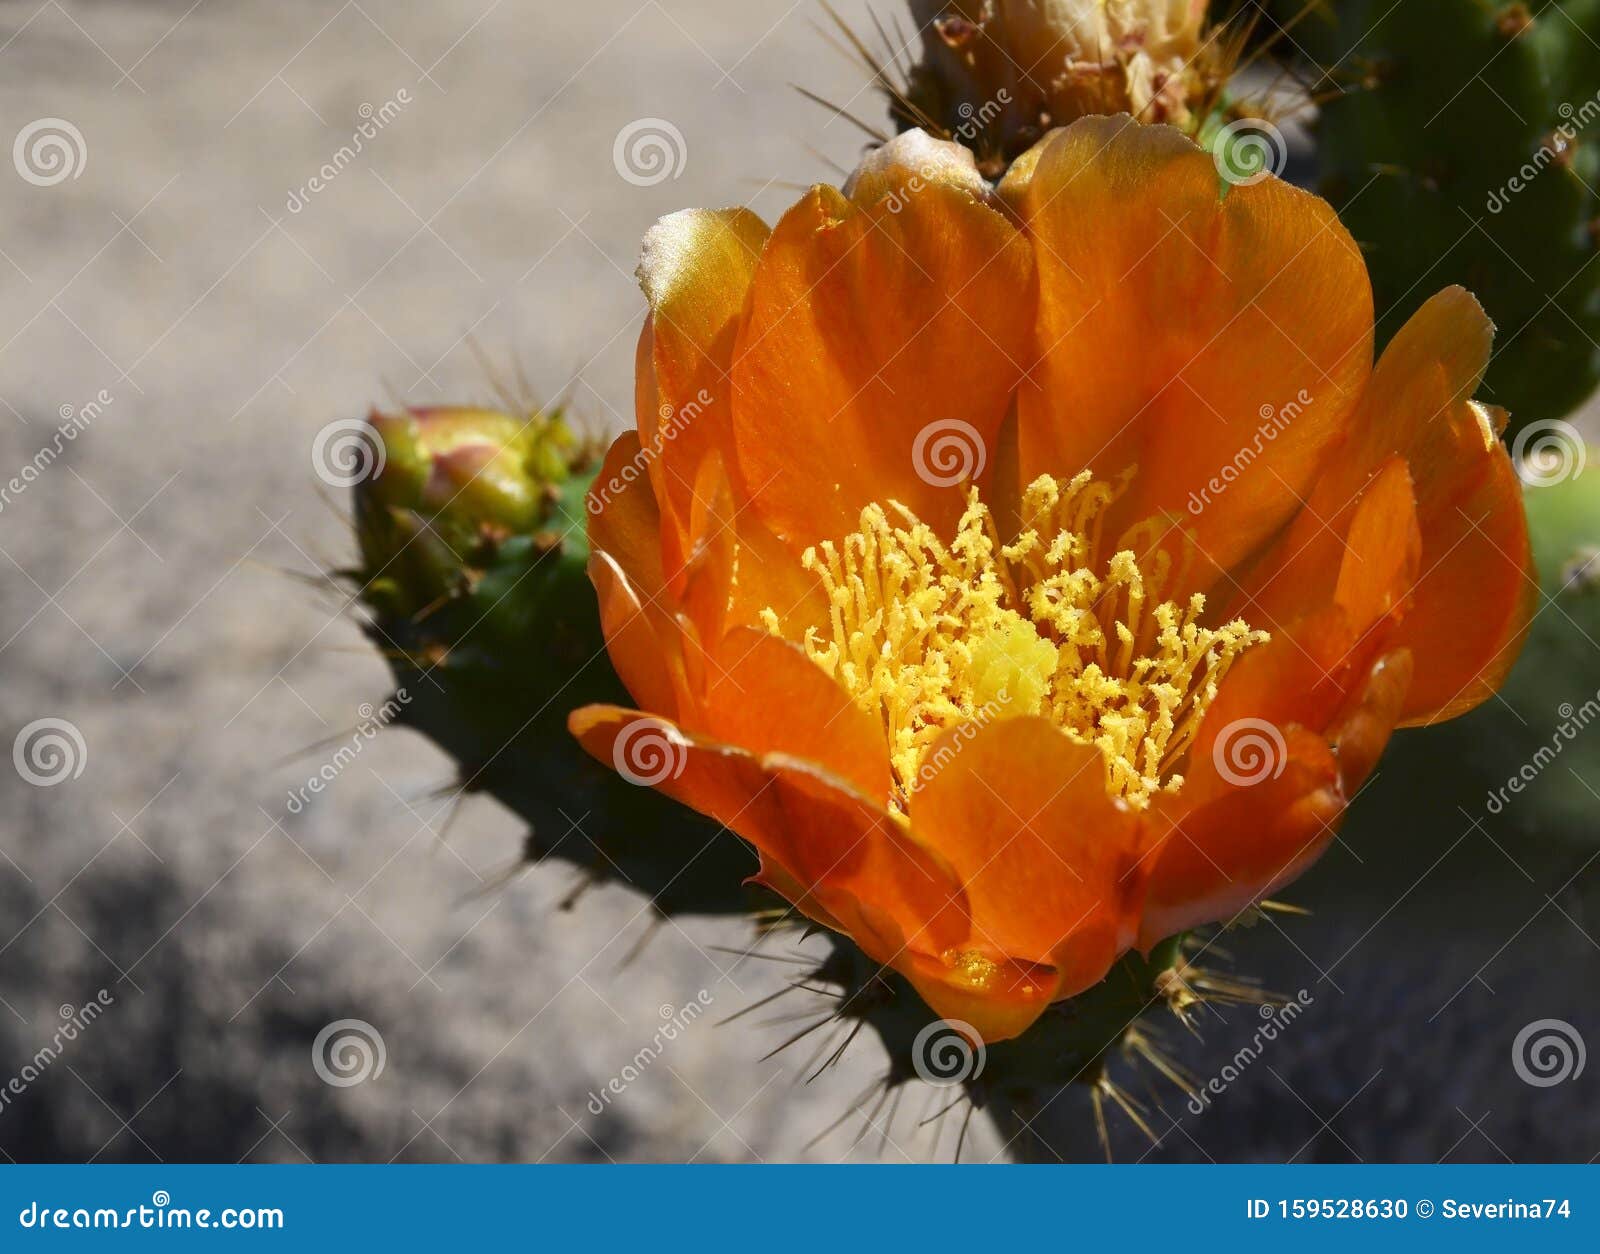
[843,128,999,210]
[1246,288,1534,723]
[1141,645,1414,947]
[673,450,827,645]
[1332,456,1421,636]
[1395,449,1534,724]
[1329,648,1413,796]
[588,431,667,596]
[587,432,688,719]
[697,627,892,805]
[1140,726,1343,947]
[673,450,739,650]
[730,178,1036,550]
[589,552,687,722]
[1001,116,1373,576]
[908,718,1146,1023]
[1205,456,1420,754]
[1190,605,1357,773]
[567,704,969,982]
[895,949,1065,1044]
[636,208,771,557]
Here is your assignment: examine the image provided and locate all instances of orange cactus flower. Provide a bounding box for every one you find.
[569,117,1536,1043]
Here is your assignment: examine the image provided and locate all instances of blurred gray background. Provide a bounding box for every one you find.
[1,0,1597,1164]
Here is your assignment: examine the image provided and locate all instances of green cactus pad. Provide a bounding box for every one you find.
[1295,0,1600,430]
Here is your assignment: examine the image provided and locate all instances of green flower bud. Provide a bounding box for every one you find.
[353,404,587,617]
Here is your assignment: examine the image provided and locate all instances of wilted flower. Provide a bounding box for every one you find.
[570,119,1534,1042]
[902,0,1220,171]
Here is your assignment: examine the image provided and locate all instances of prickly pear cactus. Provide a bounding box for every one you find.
[1302,0,1600,430]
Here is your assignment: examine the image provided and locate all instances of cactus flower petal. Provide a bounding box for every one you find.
[729,173,1036,549]
[1241,286,1535,726]
[1140,724,1345,946]
[1000,116,1375,575]
[636,209,770,557]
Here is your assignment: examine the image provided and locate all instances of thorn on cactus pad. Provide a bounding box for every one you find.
[1153,963,1199,1019]
[1095,1074,1157,1149]
[1124,1026,1198,1097]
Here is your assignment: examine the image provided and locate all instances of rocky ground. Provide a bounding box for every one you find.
[0,0,1596,1163]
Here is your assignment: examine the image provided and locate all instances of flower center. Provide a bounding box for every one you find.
[777,472,1267,811]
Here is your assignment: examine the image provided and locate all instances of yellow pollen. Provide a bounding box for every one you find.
[788,472,1268,810]
[940,947,1012,993]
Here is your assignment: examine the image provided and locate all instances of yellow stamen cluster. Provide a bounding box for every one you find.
[785,472,1267,810]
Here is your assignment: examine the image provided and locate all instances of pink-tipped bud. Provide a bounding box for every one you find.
[354,404,583,614]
